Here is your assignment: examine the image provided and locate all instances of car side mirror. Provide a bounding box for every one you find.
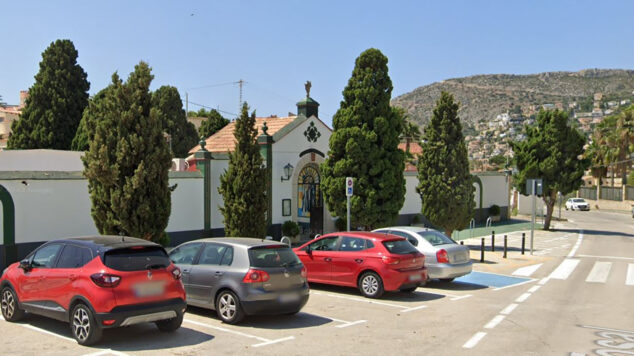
[306,245,312,255]
[19,259,31,271]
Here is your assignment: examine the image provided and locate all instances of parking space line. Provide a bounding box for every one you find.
[528,285,541,293]
[335,320,367,328]
[515,293,531,303]
[463,331,487,348]
[450,294,472,301]
[252,336,295,348]
[310,291,405,309]
[82,350,130,356]
[484,315,505,329]
[21,324,76,342]
[184,318,294,347]
[492,278,536,291]
[500,303,518,315]
[400,305,427,313]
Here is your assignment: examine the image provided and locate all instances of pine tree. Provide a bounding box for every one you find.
[218,103,267,238]
[8,39,89,149]
[511,109,588,230]
[71,87,110,151]
[321,48,405,230]
[417,92,475,237]
[197,108,230,138]
[82,62,172,245]
[152,86,198,158]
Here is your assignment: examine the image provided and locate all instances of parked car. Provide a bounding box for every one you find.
[0,236,186,345]
[565,198,590,211]
[293,232,426,298]
[373,227,472,282]
[168,238,309,324]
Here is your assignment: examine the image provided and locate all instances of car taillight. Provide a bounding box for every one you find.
[436,249,449,263]
[172,267,182,280]
[242,268,270,283]
[382,256,401,265]
[301,266,307,278]
[90,273,121,288]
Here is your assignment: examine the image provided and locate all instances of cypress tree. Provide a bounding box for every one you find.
[321,48,405,230]
[83,62,172,245]
[197,108,230,138]
[152,86,198,158]
[218,103,267,238]
[71,87,110,151]
[8,39,89,149]
[417,91,475,237]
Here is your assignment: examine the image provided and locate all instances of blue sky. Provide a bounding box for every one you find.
[2,0,633,126]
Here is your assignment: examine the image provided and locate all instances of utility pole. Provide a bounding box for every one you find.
[185,92,189,117]
[237,79,244,115]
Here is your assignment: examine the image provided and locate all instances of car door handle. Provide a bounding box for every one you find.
[214,271,224,277]
[182,269,191,274]
[324,258,332,262]
[355,259,364,264]
[68,274,77,281]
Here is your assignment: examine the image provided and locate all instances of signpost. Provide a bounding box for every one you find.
[346,177,353,231]
[526,178,542,255]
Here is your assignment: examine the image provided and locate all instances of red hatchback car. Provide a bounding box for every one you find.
[294,232,427,298]
[0,236,187,345]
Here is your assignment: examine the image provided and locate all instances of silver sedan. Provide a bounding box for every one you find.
[373,227,472,282]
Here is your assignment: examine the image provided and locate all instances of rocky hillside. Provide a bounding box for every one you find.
[392,69,634,126]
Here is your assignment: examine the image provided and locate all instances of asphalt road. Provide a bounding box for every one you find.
[1,210,632,355]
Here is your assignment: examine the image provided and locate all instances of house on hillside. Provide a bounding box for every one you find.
[0,91,28,149]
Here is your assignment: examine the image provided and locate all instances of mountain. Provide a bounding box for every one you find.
[392,69,634,126]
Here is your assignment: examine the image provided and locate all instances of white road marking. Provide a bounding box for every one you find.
[567,230,583,257]
[252,336,296,348]
[400,305,428,313]
[463,331,487,348]
[82,350,130,356]
[492,278,536,291]
[538,277,549,285]
[577,254,634,261]
[310,291,407,309]
[335,320,367,328]
[450,294,472,301]
[513,263,543,277]
[569,353,586,356]
[484,315,505,329]
[20,324,76,342]
[528,285,541,293]
[549,259,580,280]
[585,261,612,283]
[515,293,532,303]
[500,303,518,315]
[184,318,294,347]
[627,264,634,286]
[580,325,634,333]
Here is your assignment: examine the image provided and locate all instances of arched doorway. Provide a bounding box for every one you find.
[297,164,323,237]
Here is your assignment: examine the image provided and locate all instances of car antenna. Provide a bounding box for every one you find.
[119,231,125,242]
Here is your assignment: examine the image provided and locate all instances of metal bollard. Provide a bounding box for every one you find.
[521,233,526,255]
[480,238,485,263]
[460,241,464,245]
[491,231,495,252]
[503,235,507,258]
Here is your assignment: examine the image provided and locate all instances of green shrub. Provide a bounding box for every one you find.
[335,217,347,232]
[282,220,300,237]
[411,214,421,225]
[489,204,501,216]
[511,207,518,216]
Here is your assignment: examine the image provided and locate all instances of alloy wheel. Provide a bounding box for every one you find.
[219,293,236,320]
[72,307,91,342]
[1,290,15,319]
[362,275,379,295]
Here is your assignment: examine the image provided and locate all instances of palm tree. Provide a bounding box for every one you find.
[401,121,421,156]
[615,107,634,184]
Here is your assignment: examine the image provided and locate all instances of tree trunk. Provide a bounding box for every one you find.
[445,229,453,238]
[542,190,557,230]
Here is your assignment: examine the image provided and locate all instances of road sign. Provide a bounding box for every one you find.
[526,179,543,195]
[346,177,353,196]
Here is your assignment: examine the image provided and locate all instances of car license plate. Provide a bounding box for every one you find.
[409,274,422,281]
[279,292,300,303]
[133,281,165,297]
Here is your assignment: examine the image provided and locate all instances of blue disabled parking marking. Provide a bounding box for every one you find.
[454,271,532,289]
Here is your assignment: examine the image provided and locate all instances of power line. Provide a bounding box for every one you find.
[187,100,237,117]
[186,81,237,91]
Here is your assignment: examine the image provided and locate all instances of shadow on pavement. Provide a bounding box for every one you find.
[13,313,213,351]
[185,305,331,330]
[423,280,488,291]
[308,283,445,303]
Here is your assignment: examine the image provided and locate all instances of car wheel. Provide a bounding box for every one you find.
[215,290,244,324]
[400,286,418,293]
[440,278,455,283]
[71,303,102,346]
[1,287,25,322]
[358,272,384,298]
[155,311,183,332]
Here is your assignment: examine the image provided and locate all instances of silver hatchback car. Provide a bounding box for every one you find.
[168,238,309,324]
[373,227,472,282]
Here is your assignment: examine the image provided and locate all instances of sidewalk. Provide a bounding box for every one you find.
[452,216,545,240]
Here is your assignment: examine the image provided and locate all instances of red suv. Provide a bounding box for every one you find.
[0,236,186,345]
[294,232,427,298]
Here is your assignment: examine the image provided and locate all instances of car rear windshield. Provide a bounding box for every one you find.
[103,246,170,271]
[573,199,586,203]
[382,239,418,254]
[417,231,455,246]
[248,246,302,268]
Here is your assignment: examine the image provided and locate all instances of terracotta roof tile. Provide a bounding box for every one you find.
[398,142,422,155]
[189,116,296,154]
